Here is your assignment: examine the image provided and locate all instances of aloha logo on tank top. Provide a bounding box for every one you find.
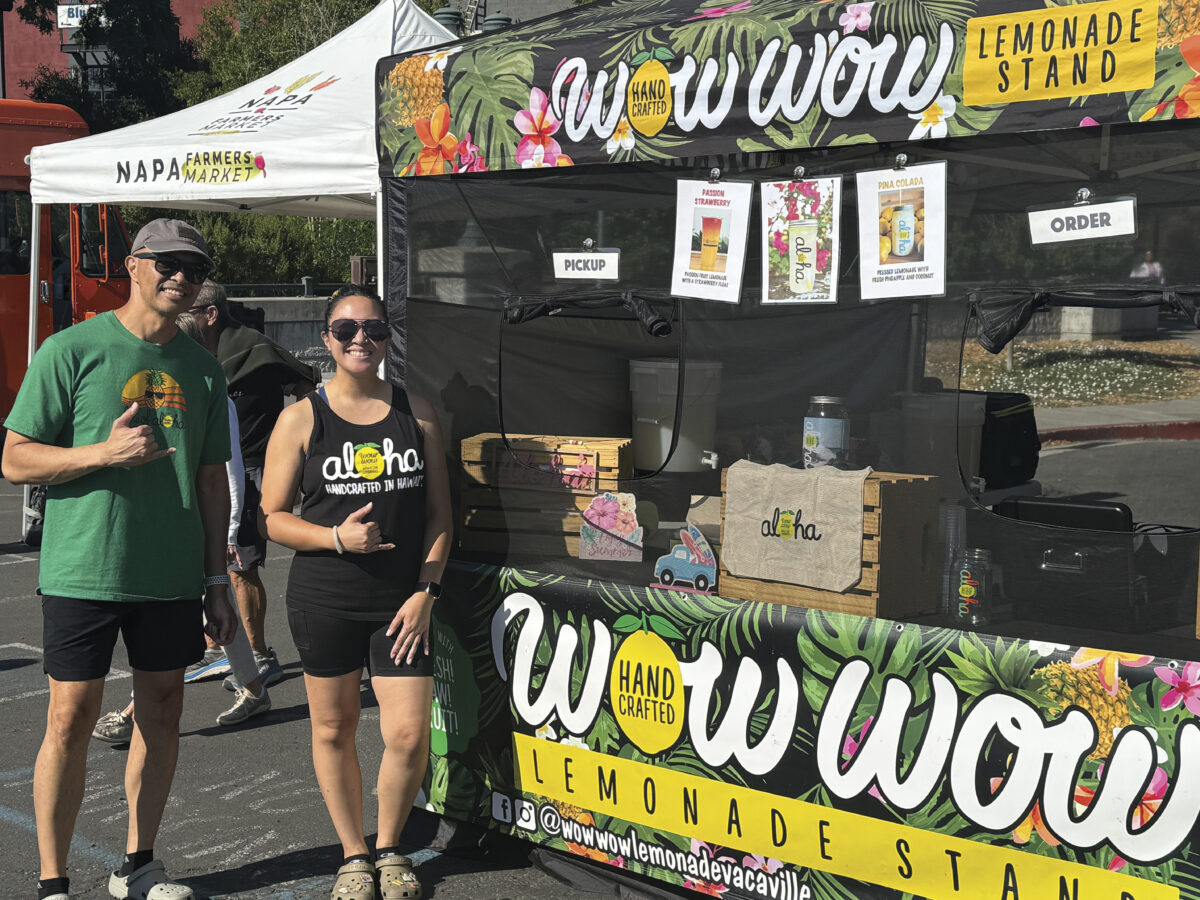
[322,438,425,482]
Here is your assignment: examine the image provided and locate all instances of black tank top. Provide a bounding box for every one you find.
[286,386,427,618]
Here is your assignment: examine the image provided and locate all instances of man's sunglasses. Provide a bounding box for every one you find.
[133,252,212,285]
[327,318,389,343]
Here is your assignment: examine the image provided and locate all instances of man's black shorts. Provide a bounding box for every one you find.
[287,606,434,679]
[231,465,267,572]
[42,595,206,681]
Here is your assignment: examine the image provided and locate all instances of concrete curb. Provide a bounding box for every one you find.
[1039,420,1200,445]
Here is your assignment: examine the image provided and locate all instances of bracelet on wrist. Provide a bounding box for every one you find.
[204,574,231,587]
[332,524,345,555]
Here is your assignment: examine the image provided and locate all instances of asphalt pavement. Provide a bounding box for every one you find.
[0,479,685,900]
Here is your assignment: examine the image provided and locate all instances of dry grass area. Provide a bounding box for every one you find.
[925,338,1200,407]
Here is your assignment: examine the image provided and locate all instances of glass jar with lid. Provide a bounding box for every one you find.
[802,396,848,468]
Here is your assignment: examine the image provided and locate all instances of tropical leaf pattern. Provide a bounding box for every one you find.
[422,562,1200,899]
[376,0,1197,177]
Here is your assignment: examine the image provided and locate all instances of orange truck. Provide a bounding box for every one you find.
[1,99,130,537]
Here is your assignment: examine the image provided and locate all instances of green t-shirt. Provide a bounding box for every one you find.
[5,312,231,602]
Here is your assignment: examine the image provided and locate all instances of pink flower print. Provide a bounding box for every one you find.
[457,132,487,173]
[784,196,799,221]
[585,496,619,531]
[840,716,882,801]
[1071,646,1153,697]
[515,88,563,168]
[1080,116,1100,127]
[1075,766,1168,871]
[1156,661,1200,715]
[797,180,819,198]
[816,248,831,273]
[771,230,788,256]
[614,510,637,536]
[742,854,782,874]
[839,2,874,34]
[684,0,751,21]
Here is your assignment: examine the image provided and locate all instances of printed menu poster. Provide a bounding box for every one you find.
[856,161,947,300]
[671,179,753,303]
[761,177,842,304]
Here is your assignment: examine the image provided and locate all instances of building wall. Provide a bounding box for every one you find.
[1,1,212,102]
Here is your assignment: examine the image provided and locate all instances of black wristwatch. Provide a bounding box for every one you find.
[415,581,443,600]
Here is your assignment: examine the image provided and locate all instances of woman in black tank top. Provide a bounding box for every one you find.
[260,287,452,900]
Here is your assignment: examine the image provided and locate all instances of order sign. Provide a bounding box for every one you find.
[552,249,621,280]
[1027,197,1137,245]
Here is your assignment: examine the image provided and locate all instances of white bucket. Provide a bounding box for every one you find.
[900,391,986,483]
[629,359,722,472]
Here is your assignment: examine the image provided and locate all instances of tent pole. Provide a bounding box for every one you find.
[27,201,41,366]
[376,184,386,381]
[23,201,43,544]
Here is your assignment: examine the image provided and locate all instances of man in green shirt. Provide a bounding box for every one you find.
[2,219,238,900]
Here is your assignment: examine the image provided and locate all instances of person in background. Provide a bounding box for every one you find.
[183,280,317,694]
[1130,249,1164,282]
[91,308,273,742]
[260,286,452,900]
[2,218,237,900]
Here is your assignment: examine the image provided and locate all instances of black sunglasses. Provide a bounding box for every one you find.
[327,318,389,343]
[133,252,212,285]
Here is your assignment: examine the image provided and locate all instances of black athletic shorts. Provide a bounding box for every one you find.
[42,595,206,681]
[287,606,434,679]
[230,465,267,572]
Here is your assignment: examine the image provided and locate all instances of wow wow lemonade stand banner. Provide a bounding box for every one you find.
[424,564,1200,900]
[376,0,1195,178]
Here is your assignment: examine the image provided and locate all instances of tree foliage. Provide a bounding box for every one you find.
[18,0,197,132]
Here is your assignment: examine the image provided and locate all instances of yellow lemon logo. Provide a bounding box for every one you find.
[609,618,684,755]
[353,443,384,480]
[626,59,672,137]
[162,414,175,429]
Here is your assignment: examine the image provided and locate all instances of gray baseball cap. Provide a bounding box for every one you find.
[131,218,213,265]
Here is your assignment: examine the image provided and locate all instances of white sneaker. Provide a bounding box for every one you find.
[216,686,271,726]
[108,859,193,899]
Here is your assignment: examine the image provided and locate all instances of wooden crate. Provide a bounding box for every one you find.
[459,434,633,556]
[718,471,941,618]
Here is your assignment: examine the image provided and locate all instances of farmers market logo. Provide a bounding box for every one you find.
[549,22,954,144]
[121,369,186,430]
[115,151,267,185]
[192,70,342,135]
[493,592,1200,872]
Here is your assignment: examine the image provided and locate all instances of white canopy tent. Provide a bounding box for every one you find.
[29,0,452,219]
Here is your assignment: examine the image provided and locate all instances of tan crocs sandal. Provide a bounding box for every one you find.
[376,855,421,900]
[331,860,375,900]
[108,860,194,900]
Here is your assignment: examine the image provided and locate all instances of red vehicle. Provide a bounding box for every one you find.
[1,100,130,536]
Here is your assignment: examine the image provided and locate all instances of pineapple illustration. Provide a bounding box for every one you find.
[1158,0,1200,48]
[1035,661,1134,760]
[387,56,445,127]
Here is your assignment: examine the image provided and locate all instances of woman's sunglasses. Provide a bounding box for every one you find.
[327,318,389,343]
[133,252,212,285]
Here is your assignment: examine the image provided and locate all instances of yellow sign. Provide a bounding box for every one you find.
[514,734,1176,900]
[626,59,672,136]
[181,150,266,185]
[609,630,684,754]
[964,0,1158,106]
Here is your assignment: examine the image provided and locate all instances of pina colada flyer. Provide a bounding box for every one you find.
[761,177,842,304]
[672,179,752,303]
[856,161,947,301]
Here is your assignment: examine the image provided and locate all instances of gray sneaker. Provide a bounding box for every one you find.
[184,647,231,683]
[216,686,271,726]
[92,708,134,744]
[223,647,283,691]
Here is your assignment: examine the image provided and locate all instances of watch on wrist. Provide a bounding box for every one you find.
[415,581,443,600]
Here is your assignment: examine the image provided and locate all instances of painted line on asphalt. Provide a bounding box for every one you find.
[0,804,123,869]
[0,643,131,704]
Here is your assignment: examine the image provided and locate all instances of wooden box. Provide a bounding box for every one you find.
[718,471,941,618]
[459,433,633,556]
